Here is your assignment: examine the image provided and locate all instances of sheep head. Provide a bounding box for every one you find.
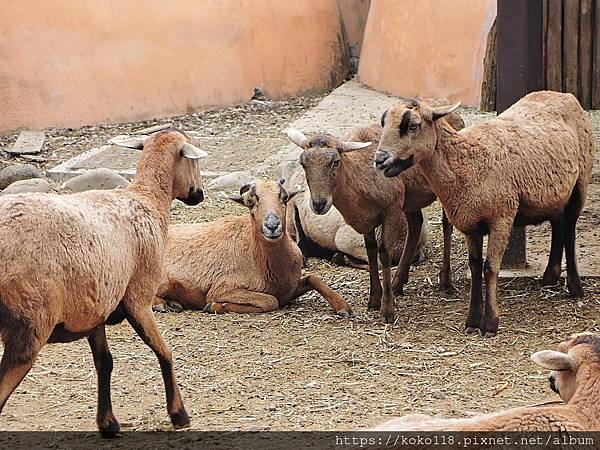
[531,332,600,403]
[286,128,370,215]
[226,179,301,242]
[111,129,208,205]
[374,98,460,177]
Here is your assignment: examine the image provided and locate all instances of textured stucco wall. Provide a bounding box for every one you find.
[0,0,350,131]
[358,0,497,106]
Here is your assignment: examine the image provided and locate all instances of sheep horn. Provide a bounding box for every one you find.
[180,143,208,160]
[109,135,149,149]
[340,141,372,152]
[286,128,308,148]
[431,102,462,121]
[530,350,576,371]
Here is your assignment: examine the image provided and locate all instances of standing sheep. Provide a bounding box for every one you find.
[287,119,463,323]
[285,167,429,269]
[374,92,595,336]
[374,333,600,431]
[153,179,352,316]
[0,130,207,436]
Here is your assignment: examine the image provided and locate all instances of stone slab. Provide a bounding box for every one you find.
[7,130,45,155]
[48,144,225,181]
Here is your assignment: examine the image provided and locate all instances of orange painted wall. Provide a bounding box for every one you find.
[358,0,497,106]
[0,0,350,132]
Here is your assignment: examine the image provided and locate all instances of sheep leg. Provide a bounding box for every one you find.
[292,273,353,317]
[379,222,396,324]
[481,222,512,337]
[364,230,382,311]
[203,289,279,314]
[0,357,36,415]
[88,325,119,438]
[391,211,423,296]
[563,185,584,298]
[122,303,190,429]
[464,233,484,335]
[438,210,455,292]
[541,217,564,286]
[0,329,43,414]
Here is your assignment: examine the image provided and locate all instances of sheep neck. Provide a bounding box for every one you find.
[249,220,294,272]
[418,122,470,208]
[127,151,176,233]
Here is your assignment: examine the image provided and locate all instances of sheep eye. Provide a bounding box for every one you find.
[332,160,340,168]
[409,123,421,131]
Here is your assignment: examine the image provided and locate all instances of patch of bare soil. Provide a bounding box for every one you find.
[0,105,599,434]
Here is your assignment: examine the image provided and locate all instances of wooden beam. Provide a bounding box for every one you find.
[593,0,600,108]
[562,0,579,96]
[579,0,593,109]
[546,0,563,91]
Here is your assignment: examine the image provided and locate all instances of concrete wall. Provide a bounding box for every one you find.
[358,0,497,106]
[0,0,350,132]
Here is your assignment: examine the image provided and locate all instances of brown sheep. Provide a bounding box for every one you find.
[374,333,600,431]
[153,179,352,317]
[285,167,429,269]
[374,92,595,336]
[287,118,464,324]
[0,130,206,436]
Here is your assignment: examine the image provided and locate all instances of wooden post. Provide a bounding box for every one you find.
[563,0,579,96]
[579,0,593,109]
[546,0,563,91]
[593,0,600,108]
[480,18,497,111]
[496,0,544,268]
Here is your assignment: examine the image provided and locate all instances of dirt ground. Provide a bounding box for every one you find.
[0,99,599,433]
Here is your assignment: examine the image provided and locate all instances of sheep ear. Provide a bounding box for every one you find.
[286,128,308,148]
[431,102,461,121]
[531,350,576,371]
[109,136,148,149]
[340,141,372,152]
[224,193,245,205]
[180,143,208,160]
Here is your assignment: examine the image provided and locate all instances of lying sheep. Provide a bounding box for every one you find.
[287,118,463,323]
[285,167,429,269]
[0,130,207,436]
[374,332,600,431]
[153,179,353,317]
[374,92,595,336]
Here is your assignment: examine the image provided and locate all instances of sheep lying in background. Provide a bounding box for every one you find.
[374,333,600,431]
[0,130,207,436]
[285,167,429,269]
[153,179,353,317]
[375,92,595,336]
[288,117,463,323]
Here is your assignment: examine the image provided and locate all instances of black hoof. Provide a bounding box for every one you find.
[337,309,354,318]
[412,249,426,265]
[380,309,395,324]
[464,326,479,335]
[202,303,214,313]
[568,285,585,299]
[331,253,346,266]
[98,417,120,438]
[171,409,190,429]
[153,304,168,313]
[482,330,497,338]
[392,285,404,297]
